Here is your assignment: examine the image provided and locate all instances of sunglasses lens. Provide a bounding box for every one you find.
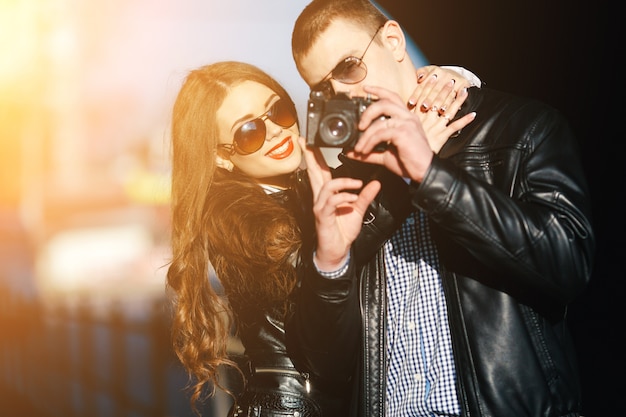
[268,99,297,128]
[333,57,366,84]
[231,99,296,155]
[234,120,265,154]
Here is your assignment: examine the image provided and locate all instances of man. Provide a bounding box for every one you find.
[285,1,595,416]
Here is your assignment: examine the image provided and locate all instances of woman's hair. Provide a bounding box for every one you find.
[166,61,300,412]
[291,0,388,76]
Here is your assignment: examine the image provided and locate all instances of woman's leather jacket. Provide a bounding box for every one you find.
[286,87,595,417]
[226,176,356,417]
[225,160,413,417]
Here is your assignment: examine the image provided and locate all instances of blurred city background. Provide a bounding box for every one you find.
[0,0,619,416]
[0,1,320,415]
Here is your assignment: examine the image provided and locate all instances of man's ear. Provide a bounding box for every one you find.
[215,155,234,172]
[381,20,407,62]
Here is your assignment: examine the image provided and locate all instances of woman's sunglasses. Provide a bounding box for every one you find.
[314,25,383,91]
[218,98,297,156]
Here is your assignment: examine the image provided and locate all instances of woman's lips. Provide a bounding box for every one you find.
[266,136,294,159]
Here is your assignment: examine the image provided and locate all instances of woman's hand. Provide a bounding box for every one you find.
[299,137,381,272]
[417,86,474,153]
[409,65,474,115]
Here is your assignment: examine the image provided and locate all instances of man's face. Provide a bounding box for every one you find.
[299,19,401,99]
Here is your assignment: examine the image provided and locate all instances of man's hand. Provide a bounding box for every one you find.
[299,137,381,272]
[346,85,475,182]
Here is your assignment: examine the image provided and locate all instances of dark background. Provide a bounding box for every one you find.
[377,1,623,416]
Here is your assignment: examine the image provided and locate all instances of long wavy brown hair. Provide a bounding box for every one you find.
[166,61,301,413]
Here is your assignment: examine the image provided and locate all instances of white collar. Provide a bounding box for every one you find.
[260,183,283,194]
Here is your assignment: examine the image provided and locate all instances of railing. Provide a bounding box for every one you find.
[0,287,232,417]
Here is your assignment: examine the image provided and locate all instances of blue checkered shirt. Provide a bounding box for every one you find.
[384,211,460,416]
[315,210,460,415]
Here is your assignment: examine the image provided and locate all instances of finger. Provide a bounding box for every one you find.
[410,66,439,106]
[439,87,469,120]
[416,65,437,84]
[299,137,332,198]
[446,111,476,133]
[451,86,470,109]
[353,117,395,155]
[300,144,321,179]
[419,78,457,114]
[412,73,441,111]
[318,191,360,215]
[440,75,472,113]
[320,180,382,225]
[452,76,472,92]
[358,87,405,128]
[344,146,390,167]
[314,177,365,206]
[299,137,322,173]
[355,180,381,211]
[434,80,459,116]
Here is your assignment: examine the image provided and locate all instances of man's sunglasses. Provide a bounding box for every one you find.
[218,98,297,156]
[314,25,383,91]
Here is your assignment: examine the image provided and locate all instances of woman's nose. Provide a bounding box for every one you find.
[265,119,283,140]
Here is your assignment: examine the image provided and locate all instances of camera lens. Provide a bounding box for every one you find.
[319,113,354,146]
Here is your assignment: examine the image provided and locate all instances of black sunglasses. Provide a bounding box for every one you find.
[314,25,383,90]
[218,98,297,156]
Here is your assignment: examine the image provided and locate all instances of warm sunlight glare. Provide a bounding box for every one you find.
[0,1,37,84]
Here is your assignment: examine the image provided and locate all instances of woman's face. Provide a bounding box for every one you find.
[216,81,302,186]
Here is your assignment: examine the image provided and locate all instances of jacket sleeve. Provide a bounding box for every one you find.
[285,163,412,382]
[411,95,595,308]
[285,251,361,383]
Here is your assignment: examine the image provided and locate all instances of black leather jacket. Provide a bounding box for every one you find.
[286,87,595,417]
[226,164,411,417]
[227,178,353,417]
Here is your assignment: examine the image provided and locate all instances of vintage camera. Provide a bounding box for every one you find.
[306,89,379,149]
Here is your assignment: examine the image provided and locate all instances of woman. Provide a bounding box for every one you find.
[166,61,475,416]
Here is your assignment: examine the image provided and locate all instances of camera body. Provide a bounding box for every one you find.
[306,90,377,149]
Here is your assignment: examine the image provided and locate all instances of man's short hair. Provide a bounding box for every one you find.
[291,0,388,74]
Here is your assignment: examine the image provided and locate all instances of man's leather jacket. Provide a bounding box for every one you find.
[286,87,595,417]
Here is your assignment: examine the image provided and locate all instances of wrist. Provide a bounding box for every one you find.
[313,250,350,273]
[408,151,434,184]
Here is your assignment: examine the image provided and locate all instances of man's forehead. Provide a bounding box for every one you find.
[304,21,370,82]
